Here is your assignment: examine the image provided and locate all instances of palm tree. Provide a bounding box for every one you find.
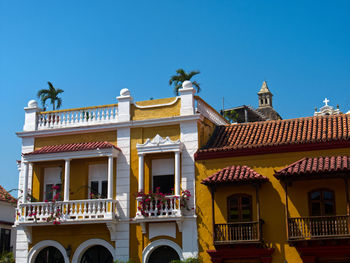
[169,69,200,96]
[37,81,64,111]
[222,109,239,123]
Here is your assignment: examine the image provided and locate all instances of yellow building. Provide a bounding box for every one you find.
[16,80,350,263]
[195,107,350,263]
[15,81,227,263]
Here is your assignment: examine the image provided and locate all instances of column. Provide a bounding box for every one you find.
[64,159,71,201]
[138,154,144,192]
[108,156,114,199]
[22,162,29,203]
[174,151,180,196]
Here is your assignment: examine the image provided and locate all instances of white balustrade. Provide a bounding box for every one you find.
[195,97,227,125]
[136,195,181,218]
[16,199,117,224]
[37,105,118,130]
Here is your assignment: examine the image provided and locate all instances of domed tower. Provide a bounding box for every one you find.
[257,81,282,120]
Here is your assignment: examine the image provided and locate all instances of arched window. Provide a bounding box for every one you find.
[34,246,64,263]
[309,189,335,216]
[227,194,252,222]
[148,245,180,263]
[80,245,113,263]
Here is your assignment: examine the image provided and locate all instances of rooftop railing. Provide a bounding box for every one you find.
[37,104,118,130]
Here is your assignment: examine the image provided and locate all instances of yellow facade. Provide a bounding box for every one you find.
[195,147,350,263]
[25,95,200,263]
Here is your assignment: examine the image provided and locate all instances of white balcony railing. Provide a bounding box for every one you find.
[16,199,117,224]
[136,195,181,218]
[37,104,118,130]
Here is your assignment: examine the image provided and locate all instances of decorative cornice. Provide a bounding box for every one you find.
[17,115,203,138]
[137,134,182,155]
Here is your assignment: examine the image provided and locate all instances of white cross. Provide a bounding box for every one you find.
[323,98,329,106]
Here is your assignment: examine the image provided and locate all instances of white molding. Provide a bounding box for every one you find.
[72,238,116,263]
[106,222,117,241]
[28,240,69,263]
[21,225,32,244]
[134,97,179,109]
[142,239,184,263]
[149,223,176,239]
[17,115,203,138]
[136,134,182,155]
[23,147,119,162]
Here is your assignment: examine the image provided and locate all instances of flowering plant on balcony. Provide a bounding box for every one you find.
[135,188,192,217]
[43,185,63,225]
[16,185,63,225]
[180,189,191,211]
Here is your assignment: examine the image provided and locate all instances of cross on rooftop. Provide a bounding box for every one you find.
[323,98,329,106]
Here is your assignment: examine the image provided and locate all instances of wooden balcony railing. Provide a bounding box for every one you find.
[214,221,262,244]
[288,215,350,240]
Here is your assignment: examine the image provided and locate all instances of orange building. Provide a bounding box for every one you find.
[195,111,350,263]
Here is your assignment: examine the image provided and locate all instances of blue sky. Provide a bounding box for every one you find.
[1,0,350,193]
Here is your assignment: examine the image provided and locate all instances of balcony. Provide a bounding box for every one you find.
[37,104,118,130]
[214,221,263,245]
[288,215,350,241]
[16,199,117,225]
[135,195,181,219]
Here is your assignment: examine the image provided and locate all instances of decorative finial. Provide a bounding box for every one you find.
[120,88,130,97]
[323,98,329,106]
[315,107,317,112]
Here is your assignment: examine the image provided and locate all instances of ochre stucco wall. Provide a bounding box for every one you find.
[129,125,182,262]
[30,224,112,262]
[34,131,117,150]
[195,147,350,263]
[131,97,180,121]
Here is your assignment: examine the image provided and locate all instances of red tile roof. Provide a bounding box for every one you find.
[275,155,350,180]
[201,165,268,185]
[24,141,119,155]
[196,114,350,159]
[0,185,16,204]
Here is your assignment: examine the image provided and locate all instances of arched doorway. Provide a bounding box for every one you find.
[80,245,113,263]
[34,246,65,263]
[148,245,180,263]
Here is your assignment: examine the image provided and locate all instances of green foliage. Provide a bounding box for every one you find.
[0,252,15,263]
[169,69,200,95]
[114,260,134,263]
[170,258,201,263]
[223,109,239,123]
[37,81,64,111]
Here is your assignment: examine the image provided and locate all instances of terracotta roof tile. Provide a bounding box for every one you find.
[24,141,119,155]
[274,156,350,180]
[0,185,16,204]
[197,114,350,158]
[201,165,268,185]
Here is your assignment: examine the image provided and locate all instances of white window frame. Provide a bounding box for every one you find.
[88,164,108,199]
[152,158,175,193]
[43,167,62,201]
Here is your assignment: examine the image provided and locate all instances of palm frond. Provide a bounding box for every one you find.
[47,81,54,90]
[192,81,201,93]
[55,88,64,95]
[56,97,62,109]
[174,83,182,96]
[188,70,200,79]
[37,89,49,98]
